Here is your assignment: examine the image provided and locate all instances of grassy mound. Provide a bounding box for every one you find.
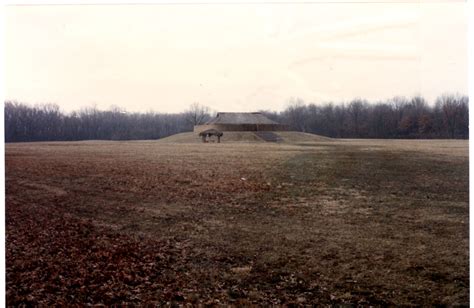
[158,131,330,143]
[276,131,331,143]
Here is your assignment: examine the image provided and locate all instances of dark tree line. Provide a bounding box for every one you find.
[4,93,469,142]
[262,94,468,139]
[4,102,192,142]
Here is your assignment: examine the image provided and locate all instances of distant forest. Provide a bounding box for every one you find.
[4,93,469,142]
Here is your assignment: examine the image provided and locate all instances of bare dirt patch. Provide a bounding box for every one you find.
[5,139,469,305]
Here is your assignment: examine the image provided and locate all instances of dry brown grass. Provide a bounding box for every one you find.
[5,136,469,305]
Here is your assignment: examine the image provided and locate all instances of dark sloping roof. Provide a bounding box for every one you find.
[205,112,279,125]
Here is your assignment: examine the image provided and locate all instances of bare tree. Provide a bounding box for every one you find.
[184,103,211,126]
[347,99,368,137]
[436,94,468,138]
[284,98,308,132]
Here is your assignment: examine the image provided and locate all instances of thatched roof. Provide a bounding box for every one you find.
[205,112,279,125]
[199,129,223,137]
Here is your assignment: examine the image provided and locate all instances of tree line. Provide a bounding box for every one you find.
[263,94,468,139]
[4,93,468,142]
[4,103,193,142]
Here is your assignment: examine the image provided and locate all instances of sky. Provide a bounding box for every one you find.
[5,1,469,113]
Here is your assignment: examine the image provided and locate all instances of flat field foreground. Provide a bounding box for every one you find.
[5,138,469,305]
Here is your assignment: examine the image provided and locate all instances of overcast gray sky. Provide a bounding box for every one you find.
[5,1,468,113]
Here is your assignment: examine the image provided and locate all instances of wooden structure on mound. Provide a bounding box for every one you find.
[199,129,223,143]
[194,112,289,133]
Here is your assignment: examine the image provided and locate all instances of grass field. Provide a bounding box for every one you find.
[5,136,469,305]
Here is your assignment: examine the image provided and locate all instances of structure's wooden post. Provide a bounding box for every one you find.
[217,136,221,143]
[201,135,206,143]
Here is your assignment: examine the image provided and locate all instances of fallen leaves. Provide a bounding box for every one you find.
[5,141,469,305]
